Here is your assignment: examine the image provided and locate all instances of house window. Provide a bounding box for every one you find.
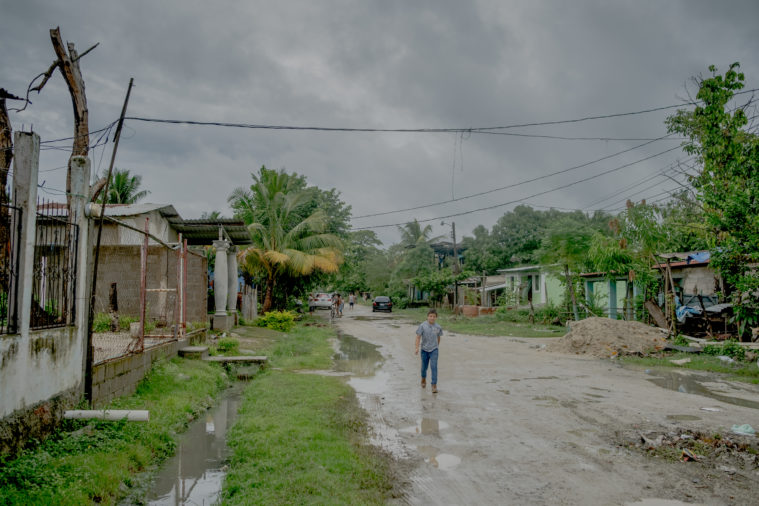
[533,274,541,292]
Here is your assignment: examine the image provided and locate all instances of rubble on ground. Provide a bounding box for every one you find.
[622,429,759,477]
[547,317,667,358]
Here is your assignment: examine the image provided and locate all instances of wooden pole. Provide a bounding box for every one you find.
[138,218,148,353]
[84,78,133,404]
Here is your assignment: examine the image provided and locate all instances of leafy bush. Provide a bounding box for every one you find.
[702,339,746,361]
[534,302,562,325]
[118,315,138,330]
[393,296,410,309]
[93,313,111,333]
[216,337,239,354]
[256,310,297,332]
[494,306,531,323]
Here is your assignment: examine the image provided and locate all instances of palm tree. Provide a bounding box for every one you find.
[397,220,441,249]
[102,169,150,204]
[236,168,343,313]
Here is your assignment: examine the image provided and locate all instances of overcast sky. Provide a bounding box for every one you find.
[3,1,758,245]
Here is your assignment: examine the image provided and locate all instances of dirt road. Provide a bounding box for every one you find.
[334,305,759,505]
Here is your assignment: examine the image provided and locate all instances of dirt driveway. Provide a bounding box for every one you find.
[334,304,759,505]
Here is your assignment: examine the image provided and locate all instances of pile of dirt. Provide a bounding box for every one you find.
[547,317,667,358]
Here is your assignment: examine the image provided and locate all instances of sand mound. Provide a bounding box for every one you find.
[547,317,667,358]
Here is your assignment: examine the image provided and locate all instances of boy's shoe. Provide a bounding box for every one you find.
[431,384,438,393]
[421,378,426,388]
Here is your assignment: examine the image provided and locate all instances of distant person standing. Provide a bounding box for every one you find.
[349,293,355,310]
[414,309,443,393]
[337,293,344,317]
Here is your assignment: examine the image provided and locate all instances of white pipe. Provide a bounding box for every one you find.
[63,410,149,422]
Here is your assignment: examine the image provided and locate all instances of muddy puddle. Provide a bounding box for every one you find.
[333,331,384,376]
[144,385,242,505]
[645,369,759,409]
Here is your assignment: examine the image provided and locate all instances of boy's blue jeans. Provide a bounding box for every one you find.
[420,348,438,385]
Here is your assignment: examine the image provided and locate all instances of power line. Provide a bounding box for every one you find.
[352,133,679,219]
[351,145,683,230]
[123,87,758,134]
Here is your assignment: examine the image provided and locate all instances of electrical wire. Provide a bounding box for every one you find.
[352,134,679,219]
[122,87,758,134]
[351,145,683,230]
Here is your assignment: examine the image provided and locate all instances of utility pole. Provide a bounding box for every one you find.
[452,222,459,311]
[85,78,133,404]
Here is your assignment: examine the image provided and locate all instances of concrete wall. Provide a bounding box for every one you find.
[0,327,83,455]
[91,329,205,407]
[673,265,718,298]
[99,210,179,246]
[94,245,207,323]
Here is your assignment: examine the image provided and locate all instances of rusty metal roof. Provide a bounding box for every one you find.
[168,218,252,245]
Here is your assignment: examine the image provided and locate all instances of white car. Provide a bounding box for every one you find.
[309,293,334,311]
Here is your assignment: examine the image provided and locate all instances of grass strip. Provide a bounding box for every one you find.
[621,353,759,383]
[221,322,398,504]
[395,307,566,338]
[0,358,229,505]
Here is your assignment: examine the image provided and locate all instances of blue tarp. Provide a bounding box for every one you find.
[686,251,710,263]
[674,296,702,323]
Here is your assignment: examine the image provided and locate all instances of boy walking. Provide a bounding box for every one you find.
[415,309,443,393]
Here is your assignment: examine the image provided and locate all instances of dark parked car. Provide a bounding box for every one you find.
[372,296,393,312]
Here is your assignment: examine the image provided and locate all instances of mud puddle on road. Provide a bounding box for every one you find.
[144,385,242,505]
[334,331,384,376]
[645,369,759,409]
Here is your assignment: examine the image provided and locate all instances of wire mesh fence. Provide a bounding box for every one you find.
[92,216,189,365]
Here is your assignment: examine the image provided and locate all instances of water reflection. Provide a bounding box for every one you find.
[333,332,384,377]
[147,387,241,505]
[646,370,759,410]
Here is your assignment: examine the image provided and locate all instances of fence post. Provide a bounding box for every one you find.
[68,156,91,395]
[138,218,148,352]
[11,132,40,336]
[227,245,237,322]
[182,238,187,331]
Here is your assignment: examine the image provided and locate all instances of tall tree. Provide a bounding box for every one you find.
[101,169,150,204]
[235,167,344,312]
[538,218,595,320]
[666,63,759,337]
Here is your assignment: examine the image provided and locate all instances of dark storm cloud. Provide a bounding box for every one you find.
[2,0,757,244]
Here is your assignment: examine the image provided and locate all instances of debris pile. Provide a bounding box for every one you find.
[547,317,667,358]
[626,430,759,473]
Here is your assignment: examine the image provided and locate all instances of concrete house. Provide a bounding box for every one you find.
[485,265,564,307]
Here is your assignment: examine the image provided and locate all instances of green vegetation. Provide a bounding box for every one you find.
[223,323,397,504]
[0,359,228,505]
[394,307,566,338]
[667,63,759,338]
[99,168,150,204]
[621,353,759,384]
[230,166,347,313]
[702,339,746,361]
[216,337,240,355]
[255,310,297,332]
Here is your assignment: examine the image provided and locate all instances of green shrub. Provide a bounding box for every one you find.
[703,339,746,361]
[534,302,562,325]
[256,310,297,332]
[217,337,239,354]
[494,306,531,323]
[92,313,111,333]
[118,315,138,331]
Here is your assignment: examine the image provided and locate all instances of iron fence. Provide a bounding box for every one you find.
[0,201,22,334]
[31,201,79,329]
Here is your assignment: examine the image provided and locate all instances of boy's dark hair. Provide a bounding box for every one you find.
[427,308,437,315]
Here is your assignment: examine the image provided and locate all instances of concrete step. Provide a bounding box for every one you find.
[202,355,268,364]
[178,346,209,359]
